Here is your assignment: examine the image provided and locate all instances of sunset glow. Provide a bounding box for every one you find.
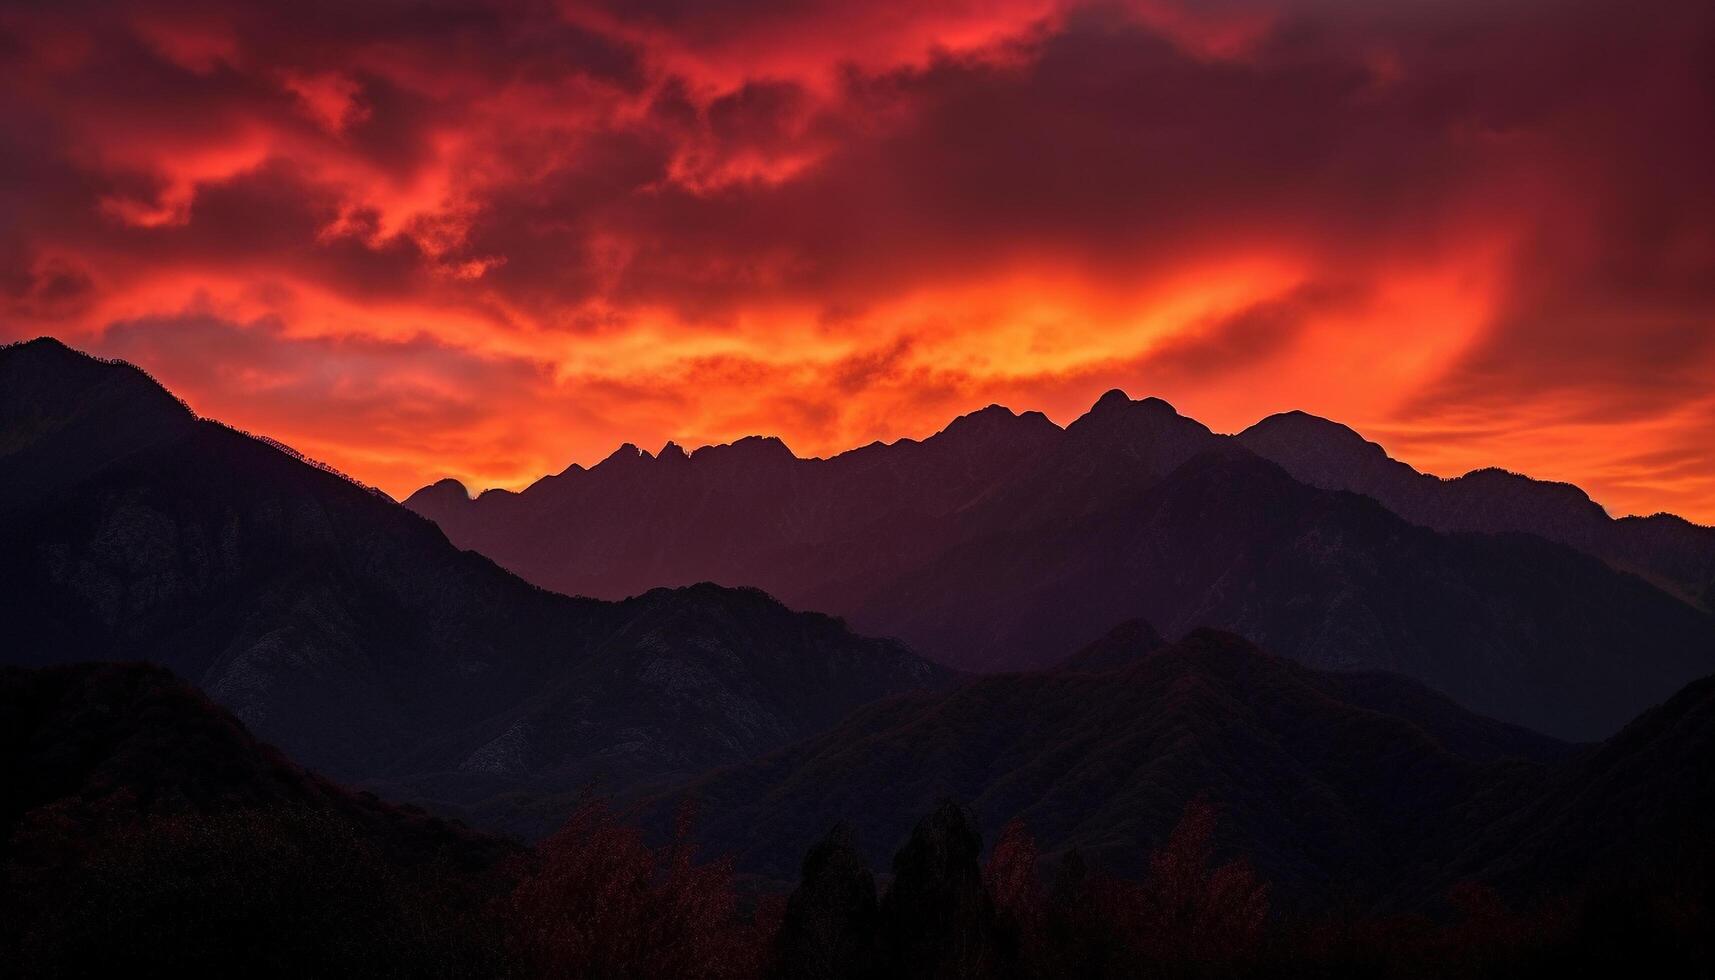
[4,0,1712,520]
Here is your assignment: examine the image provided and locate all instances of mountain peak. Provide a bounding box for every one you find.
[1457,466,1599,504]
[1234,411,1399,496]
[1264,409,1339,428]
[658,440,690,462]
[1,338,198,496]
[598,442,654,468]
[1061,388,1213,471]
[1082,388,1184,421]
[403,477,472,511]
[1059,618,1166,672]
[946,402,1017,427]
[691,434,796,465]
[1241,410,1377,453]
[5,335,75,358]
[2,336,190,415]
[936,403,1062,445]
[1,336,101,369]
[1091,388,1134,413]
[1083,387,1179,413]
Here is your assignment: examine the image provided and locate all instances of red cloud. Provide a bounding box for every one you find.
[1,0,1711,521]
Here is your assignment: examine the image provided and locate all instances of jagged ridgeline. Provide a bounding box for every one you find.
[411,385,1715,740]
[0,338,951,830]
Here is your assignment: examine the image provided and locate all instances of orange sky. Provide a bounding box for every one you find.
[3,0,1712,522]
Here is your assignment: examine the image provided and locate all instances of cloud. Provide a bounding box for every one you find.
[0,0,1711,521]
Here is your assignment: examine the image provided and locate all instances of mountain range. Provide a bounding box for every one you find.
[0,338,947,821]
[409,388,1715,740]
[4,336,1714,973]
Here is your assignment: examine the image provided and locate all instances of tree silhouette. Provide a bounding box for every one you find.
[1131,798,1270,971]
[1040,848,1125,977]
[771,822,878,980]
[876,800,1000,979]
[984,819,1044,974]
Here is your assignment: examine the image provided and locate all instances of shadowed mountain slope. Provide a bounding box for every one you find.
[844,448,1714,739]
[1236,410,1715,609]
[1449,670,1715,902]
[412,389,1715,740]
[0,339,947,818]
[655,629,1572,909]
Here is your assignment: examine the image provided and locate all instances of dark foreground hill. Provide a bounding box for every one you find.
[409,391,1715,741]
[0,662,515,975]
[5,654,1711,977]
[0,338,947,821]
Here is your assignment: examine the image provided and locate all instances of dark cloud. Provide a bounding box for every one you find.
[1137,282,1360,381]
[0,0,1711,519]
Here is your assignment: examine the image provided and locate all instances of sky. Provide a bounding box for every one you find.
[2,0,1713,522]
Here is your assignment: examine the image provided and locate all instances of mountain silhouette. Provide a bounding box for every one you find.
[1236,410,1715,610]
[651,627,1576,909]
[0,338,947,823]
[1056,619,1166,672]
[408,401,1063,607]
[410,390,1715,739]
